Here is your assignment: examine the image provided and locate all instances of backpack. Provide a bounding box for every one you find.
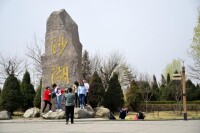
[51,91,56,99]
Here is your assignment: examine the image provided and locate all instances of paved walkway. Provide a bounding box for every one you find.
[0,119,200,133]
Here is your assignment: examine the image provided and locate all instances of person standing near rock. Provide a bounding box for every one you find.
[78,81,87,109]
[83,79,89,106]
[73,81,79,108]
[42,87,52,114]
[64,87,75,124]
[52,83,62,112]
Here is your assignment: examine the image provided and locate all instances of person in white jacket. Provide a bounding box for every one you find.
[83,79,89,106]
[78,81,87,109]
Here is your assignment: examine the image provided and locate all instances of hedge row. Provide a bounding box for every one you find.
[140,104,200,111]
[142,101,200,104]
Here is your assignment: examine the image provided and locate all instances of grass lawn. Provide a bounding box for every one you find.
[114,111,200,120]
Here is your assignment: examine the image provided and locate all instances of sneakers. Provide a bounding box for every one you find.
[49,110,53,113]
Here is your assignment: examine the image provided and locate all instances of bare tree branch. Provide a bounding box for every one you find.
[138,73,153,113]
[26,35,43,83]
[0,53,24,85]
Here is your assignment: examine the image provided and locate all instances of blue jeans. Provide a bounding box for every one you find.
[79,94,85,106]
[56,95,62,109]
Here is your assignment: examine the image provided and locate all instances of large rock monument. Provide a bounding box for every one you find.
[41,9,82,110]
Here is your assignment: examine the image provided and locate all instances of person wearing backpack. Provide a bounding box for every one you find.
[52,83,62,112]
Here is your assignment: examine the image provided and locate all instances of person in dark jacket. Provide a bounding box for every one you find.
[64,88,75,124]
[138,111,145,119]
[119,108,127,119]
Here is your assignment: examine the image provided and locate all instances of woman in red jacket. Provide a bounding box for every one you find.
[42,86,52,114]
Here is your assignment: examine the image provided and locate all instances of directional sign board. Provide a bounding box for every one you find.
[172,74,182,80]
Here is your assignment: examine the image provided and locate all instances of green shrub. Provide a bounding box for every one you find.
[144,101,200,104]
[140,103,200,111]
[88,71,105,108]
[20,71,35,111]
[103,73,124,113]
[34,79,42,108]
[126,80,142,111]
[0,74,23,114]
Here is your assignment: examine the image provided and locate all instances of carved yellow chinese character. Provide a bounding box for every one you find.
[50,35,68,55]
[58,35,68,55]
[55,66,62,82]
[51,38,57,55]
[51,67,55,84]
[62,65,69,84]
[50,65,70,84]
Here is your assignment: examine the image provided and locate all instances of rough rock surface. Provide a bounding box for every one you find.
[94,107,110,118]
[23,108,40,118]
[0,110,12,120]
[74,105,94,119]
[42,111,65,119]
[42,105,95,119]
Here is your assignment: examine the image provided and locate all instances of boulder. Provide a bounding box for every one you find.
[74,105,94,119]
[0,110,12,120]
[94,107,110,118]
[42,111,65,119]
[23,107,40,118]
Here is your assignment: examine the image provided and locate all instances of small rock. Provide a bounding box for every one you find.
[0,110,12,120]
[42,111,65,119]
[94,107,110,118]
[23,107,40,118]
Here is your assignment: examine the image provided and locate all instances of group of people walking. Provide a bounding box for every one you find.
[42,79,89,124]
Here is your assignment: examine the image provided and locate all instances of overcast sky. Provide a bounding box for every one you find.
[0,0,199,83]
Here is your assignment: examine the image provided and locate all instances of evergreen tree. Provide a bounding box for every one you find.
[160,80,181,101]
[186,80,200,101]
[167,73,170,84]
[126,80,142,111]
[20,70,35,111]
[196,84,200,99]
[34,78,42,108]
[159,84,167,100]
[82,50,91,81]
[103,73,124,113]
[88,71,105,108]
[151,75,160,101]
[0,88,1,100]
[0,74,22,114]
[161,74,166,85]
